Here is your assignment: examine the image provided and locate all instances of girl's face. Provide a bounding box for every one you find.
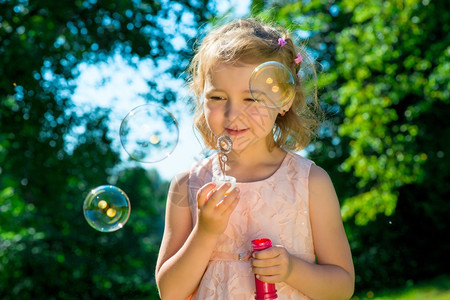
[203,63,280,153]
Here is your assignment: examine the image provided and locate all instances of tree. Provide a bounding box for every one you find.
[0,0,214,298]
[251,0,449,291]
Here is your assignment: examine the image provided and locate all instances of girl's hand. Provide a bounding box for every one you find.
[196,182,240,236]
[250,245,293,283]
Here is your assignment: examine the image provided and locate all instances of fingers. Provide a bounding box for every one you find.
[251,259,284,284]
[209,182,233,206]
[196,182,217,208]
[251,256,280,268]
[252,246,280,260]
[197,182,239,212]
[255,274,281,284]
[196,182,240,236]
[214,185,239,212]
[251,254,284,283]
[223,191,240,214]
[250,246,292,283]
[253,266,280,276]
[206,182,237,209]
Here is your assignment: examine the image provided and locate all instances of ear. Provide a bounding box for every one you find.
[279,97,294,116]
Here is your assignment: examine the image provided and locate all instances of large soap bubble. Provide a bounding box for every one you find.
[249,61,295,108]
[83,185,131,232]
[120,103,179,163]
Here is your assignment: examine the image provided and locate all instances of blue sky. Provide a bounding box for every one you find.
[72,0,251,180]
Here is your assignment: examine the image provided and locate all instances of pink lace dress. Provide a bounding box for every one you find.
[188,152,315,299]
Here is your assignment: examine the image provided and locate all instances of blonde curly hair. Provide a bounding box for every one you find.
[187,18,322,151]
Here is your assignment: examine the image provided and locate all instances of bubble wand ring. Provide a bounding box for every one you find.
[217,135,232,154]
[217,135,232,172]
[214,135,236,194]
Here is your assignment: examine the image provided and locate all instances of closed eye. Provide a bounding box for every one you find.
[209,96,226,101]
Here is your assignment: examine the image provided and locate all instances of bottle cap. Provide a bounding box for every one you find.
[251,238,272,251]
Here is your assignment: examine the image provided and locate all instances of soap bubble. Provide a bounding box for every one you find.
[83,185,131,232]
[249,61,295,108]
[120,103,179,163]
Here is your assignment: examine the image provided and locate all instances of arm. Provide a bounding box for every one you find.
[155,171,240,299]
[251,165,355,299]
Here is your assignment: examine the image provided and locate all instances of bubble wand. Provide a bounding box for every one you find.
[213,136,236,194]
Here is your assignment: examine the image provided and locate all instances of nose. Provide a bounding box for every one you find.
[225,99,245,121]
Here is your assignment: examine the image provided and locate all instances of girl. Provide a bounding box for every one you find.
[155,18,354,299]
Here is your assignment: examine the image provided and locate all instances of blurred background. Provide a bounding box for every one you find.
[1,0,449,299]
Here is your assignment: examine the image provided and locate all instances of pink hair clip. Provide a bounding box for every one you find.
[278,38,287,47]
[294,53,303,64]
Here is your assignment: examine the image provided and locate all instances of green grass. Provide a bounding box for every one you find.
[352,275,450,300]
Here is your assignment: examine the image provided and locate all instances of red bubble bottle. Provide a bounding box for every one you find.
[251,238,278,299]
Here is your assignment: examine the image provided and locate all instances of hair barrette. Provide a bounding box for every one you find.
[294,53,303,64]
[278,38,287,47]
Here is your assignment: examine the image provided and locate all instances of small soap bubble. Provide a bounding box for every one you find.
[83,185,131,232]
[249,61,295,108]
[120,103,179,163]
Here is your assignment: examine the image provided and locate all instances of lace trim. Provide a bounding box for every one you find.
[210,251,252,262]
[210,251,316,263]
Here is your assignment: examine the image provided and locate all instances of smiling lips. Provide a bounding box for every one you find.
[225,128,249,136]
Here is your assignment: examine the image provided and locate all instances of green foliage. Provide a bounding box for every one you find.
[0,0,214,298]
[252,0,450,292]
[335,0,449,224]
[255,0,449,224]
[352,275,450,300]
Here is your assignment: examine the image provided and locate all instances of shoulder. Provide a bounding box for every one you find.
[284,152,331,187]
[189,155,216,190]
[309,164,332,186]
[308,164,341,219]
[168,154,215,207]
[170,169,190,188]
[167,170,190,208]
[287,151,314,165]
[171,154,214,189]
[308,164,336,200]
[190,154,215,177]
[284,152,315,178]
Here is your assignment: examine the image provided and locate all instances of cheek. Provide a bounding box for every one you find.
[203,102,223,130]
[245,106,278,125]
[204,102,224,118]
[203,103,214,119]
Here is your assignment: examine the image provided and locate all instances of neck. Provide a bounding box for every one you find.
[227,146,281,166]
[223,144,287,182]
